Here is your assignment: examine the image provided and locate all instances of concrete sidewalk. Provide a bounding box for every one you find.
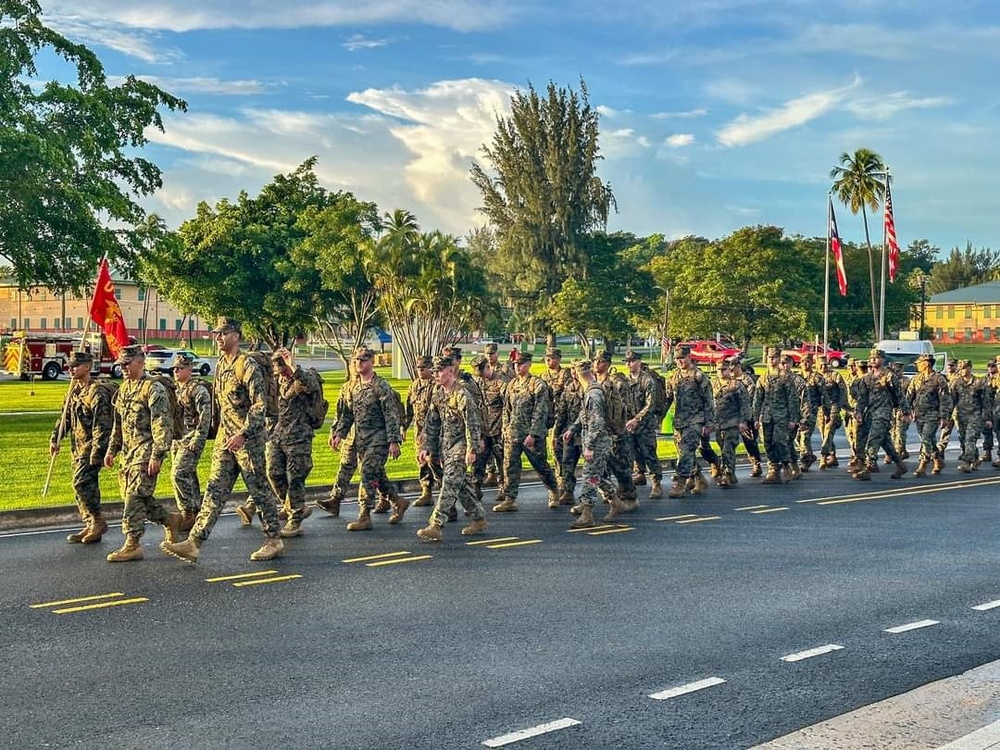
[752,660,1000,750]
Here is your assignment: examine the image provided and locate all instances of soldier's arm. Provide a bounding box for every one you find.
[529,380,548,437]
[189,383,214,451]
[458,390,481,450]
[421,399,442,454]
[379,381,402,444]
[147,383,173,462]
[402,382,416,432]
[90,386,115,464]
[700,375,717,431]
[106,396,123,462]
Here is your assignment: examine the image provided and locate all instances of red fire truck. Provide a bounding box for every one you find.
[1,332,130,380]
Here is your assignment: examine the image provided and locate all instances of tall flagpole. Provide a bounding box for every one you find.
[823,193,831,350]
[877,167,891,342]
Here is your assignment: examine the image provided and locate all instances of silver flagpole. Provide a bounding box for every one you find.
[823,193,831,350]
[877,167,890,342]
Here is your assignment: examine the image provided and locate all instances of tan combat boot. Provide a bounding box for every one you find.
[761,468,782,485]
[80,513,108,544]
[483,471,498,488]
[632,473,647,486]
[373,497,391,514]
[413,485,434,507]
[727,469,738,485]
[781,463,793,482]
[569,505,596,529]
[67,513,91,544]
[347,506,373,531]
[890,460,907,479]
[388,496,409,525]
[417,522,443,542]
[649,477,663,499]
[558,490,575,505]
[932,457,944,474]
[667,479,687,498]
[852,468,871,481]
[569,502,584,516]
[160,535,201,563]
[709,463,719,479]
[826,455,839,467]
[279,519,302,538]
[603,496,627,523]
[179,509,198,533]
[691,472,708,495]
[913,459,927,477]
[250,537,284,561]
[235,502,255,527]
[316,493,342,517]
[717,472,730,488]
[492,498,518,513]
[546,489,560,508]
[749,458,763,478]
[790,463,802,480]
[162,512,183,544]
[461,518,488,536]
[958,461,971,474]
[107,536,143,563]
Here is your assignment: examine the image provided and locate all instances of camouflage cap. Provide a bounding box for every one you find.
[959,359,973,369]
[544,347,562,359]
[484,342,499,354]
[572,359,592,373]
[172,352,196,369]
[857,360,869,370]
[715,359,730,370]
[67,350,93,367]
[724,356,740,367]
[623,349,642,362]
[916,353,934,364]
[211,316,242,334]
[442,345,462,361]
[779,354,794,365]
[593,350,612,363]
[352,346,375,361]
[889,361,903,371]
[415,354,433,369]
[869,348,885,359]
[946,359,957,369]
[514,351,533,365]
[675,345,691,358]
[766,346,781,358]
[432,354,455,371]
[115,344,144,364]
[470,354,488,371]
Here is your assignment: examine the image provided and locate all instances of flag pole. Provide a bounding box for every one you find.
[823,193,831,350]
[877,167,890,342]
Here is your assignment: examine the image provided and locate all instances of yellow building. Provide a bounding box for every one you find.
[923,281,1000,344]
[0,272,209,343]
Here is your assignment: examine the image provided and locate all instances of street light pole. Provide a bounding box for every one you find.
[919,274,927,340]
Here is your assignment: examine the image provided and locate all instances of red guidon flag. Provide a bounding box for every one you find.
[884,182,900,282]
[829,198,847,296]
[89,258,129,358]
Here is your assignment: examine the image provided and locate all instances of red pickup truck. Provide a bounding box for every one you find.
[780,343,847,368]
[676,340,743,365]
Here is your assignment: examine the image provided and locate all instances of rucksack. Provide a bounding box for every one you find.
[599,379,627,436]
[142,373,184,442]
[539,378,556,429]
[645,366,668,417]
[238,351,279,421]
[191,379,220,440]
[306,368,329,430]
[91,378,119,408]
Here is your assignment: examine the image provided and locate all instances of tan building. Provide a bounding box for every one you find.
[0,272,210,344]
[923,281,1000,344]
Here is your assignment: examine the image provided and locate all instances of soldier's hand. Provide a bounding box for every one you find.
[583,448,594,461]
[225,433,246,453]
[147,457,162,476]
[417,449,428,466]
[465,450,476,466]
[524,434,535,449]
[104,452,115,469]
[49,442,59,457]
[388,441,401,460]
[562,429,573,443]
[330,434,341,451]
[625,418,638,432]
[279,347,294,368]
[988,421,994,429]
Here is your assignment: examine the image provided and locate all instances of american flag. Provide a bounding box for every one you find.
[829,198,847,296]
[884,182,899,283]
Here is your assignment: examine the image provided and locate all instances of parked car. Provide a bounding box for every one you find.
[144,349,213,377]
[676,340,743,365]
[780,343,847,369]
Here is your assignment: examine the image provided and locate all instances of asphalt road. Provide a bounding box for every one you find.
[3,461,999,749]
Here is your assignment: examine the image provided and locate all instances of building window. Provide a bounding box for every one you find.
[935,328,943,341]
[64,317,71,329]
[115,288,122,301]
[76,317,84,330]
[964,306,973,319]
[947,328,954,340]
[985,328,993,342]
[9,318,16,329]
[965,327,973,340]
[137,318,144,331]
[947,306,954,319]
[40,317,47,329]
[23,318,30,329]
[159,318,167,331]
[137,288,146,302]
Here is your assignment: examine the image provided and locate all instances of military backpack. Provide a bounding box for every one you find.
[306,367,330,430]
[237,351,280,421]
[141,373,185,442]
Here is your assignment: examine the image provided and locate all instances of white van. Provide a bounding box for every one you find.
[876,339,946,373]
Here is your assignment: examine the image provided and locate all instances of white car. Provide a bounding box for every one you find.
[144,349,213,377]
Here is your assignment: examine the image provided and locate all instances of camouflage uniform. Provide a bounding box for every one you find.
[403,357,440,502]
[472,357,508,500]
[108,372,174,540]
[854,351,908,478]
[565,362,617,512]
[905,355,952,474]
[266,362,321,523]
[936,361,960,457]
[663,351,716,492]
[845,360,871,469]
[781,358,809,476]
[172,373,212,515]
[625,352,663,486]
[712,362,751,485]
[889,363,912,461]
[50,356,114,538]
[593,352,638,503]
[796,357,823,469]
[732,361,763,475]
[752,349,799,481]
[540,349,571,488]
[980,361,1000,463]
[949,361,993,471]
[497,353,559,508]
[817,359,846,467]
[555,369,584,501]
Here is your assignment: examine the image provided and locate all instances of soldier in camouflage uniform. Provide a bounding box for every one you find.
[730,358,763,477]
[991,357,1000,468]
[593,350,638,507]
[624,350,664,498]
[845,359,870,472]
[161,318,284,563]
[471,354,508,505]
[779,355,808,480]
[260,347,322,538]
[663,345,716,497]
[888,361,912,463]
[482,342,510,487]
[936,358,960,463]
[752,347,800,484]
[49,350,113,544]
[540,347,572,504]
[403,355,439,506]
[796,354,823,471]
[103,346,181,562]
[950,359,993,473]
[416,355,487,541]
[170,352,212,533]
[331,346,407,530]
[712,358,751,487]
[852,348,908,480]
[316,360,361,517]
[979,359,999,465]
[562,359,624,528]
[905,353,952,476]
[816,355,846,469]
[494,351,560,512]
[554,363,584,504]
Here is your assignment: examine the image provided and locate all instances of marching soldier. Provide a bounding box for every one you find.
[752,347,799,484]
[624,350,664,498]
[403,355,439,507]
[816,355,846,469]
[712,358,751,487]
[905,353,952,476]
[663,344,716,497]
[853,348,908,480]
[950,359,993,473]
[170,351,212,533]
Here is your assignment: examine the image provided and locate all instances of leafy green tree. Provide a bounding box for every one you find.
[470,78,615,343]
[830,148,888,339]
[1,0,186,293]
[927,242,1000,294]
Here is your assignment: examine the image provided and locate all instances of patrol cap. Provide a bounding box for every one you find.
[432,355,455,371]
[724,356,740,367]
[352,346,375,361]
[857,360,869,371]
[623,349,642,362]
[779,354,794,365]
[68,351,93,367]
[946,359,957,369]
[766,346,781,358]
[675,345,691,358]
[715,359,730,370]
[916,353,934,364]
[115,344,144,364]
[211,316,242,334]
[592,350,612,363]
[959,359,973,369]
[442,346,462,362]
[514,351,533,365]
[572,358,592,373]
[544,347,562,359]
[889,361,903,371]
[415,355,433,369]
[869,348,885,359]
[173,352,196,369]
[484,342,498,354]
[470,354,488,371]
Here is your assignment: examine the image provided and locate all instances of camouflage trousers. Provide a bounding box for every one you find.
[473,433,504,500]
[267,439,314,521]
[191,442,280,541]
[578,435,616,507]
[863,413,899,466]
[71,457,102,517]
[673,424,703,479]
[431,443,484,526]
[956,416,982,465]
[937,418,955,456]
[759,419,791,469]
[558,438,581,495]
[117,462,169,539]
[605,435,637,500]
[716,426,741,477]
[356,442,398,509]
[981,421,998,454]
[891,409,909,457]
[502,435,558,500]
[170,440,203,513]
[631,421,662,480]
[795,418,817,463]
[913,416,942,462]
[740,422,762,461]
[332,434,358,499]
[819,410,842,458]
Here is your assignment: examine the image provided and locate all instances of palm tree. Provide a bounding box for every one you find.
[830,148,889,340]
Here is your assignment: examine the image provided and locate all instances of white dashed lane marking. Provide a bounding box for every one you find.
[780,644,845,662]
[884,619,939,634]
[482,718,581,747]
[972,600,1000,611]
[649,676,727,701]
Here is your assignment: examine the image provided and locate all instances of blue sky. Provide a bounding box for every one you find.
[34,0,1000,254]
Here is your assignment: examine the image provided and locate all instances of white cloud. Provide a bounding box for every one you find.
[846,91,952,121]
[665,134,695,148]
[110,76,269,95]
[715,79,861,147]
[46,16,179,63]
[651,108,707,120]
[343,34,391,51]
